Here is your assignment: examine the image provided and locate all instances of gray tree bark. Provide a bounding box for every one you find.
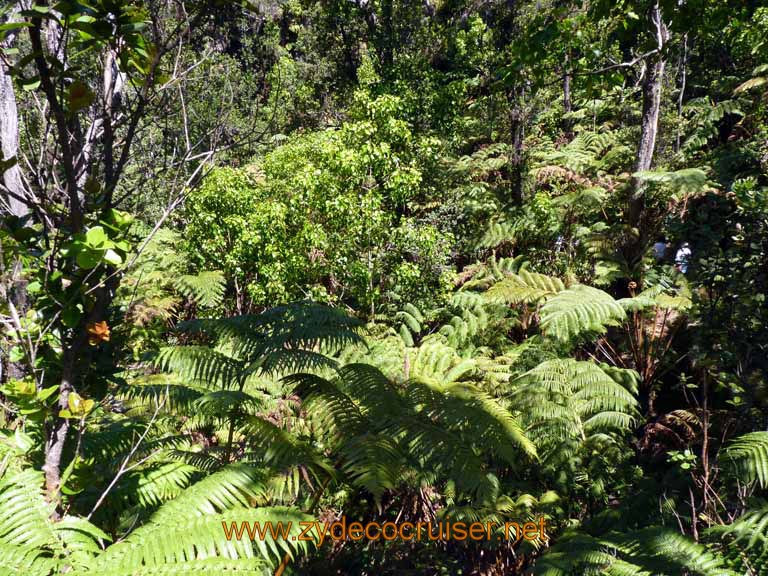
[0,2,28,218]
[627,2,669,271]
[1,3,31,384]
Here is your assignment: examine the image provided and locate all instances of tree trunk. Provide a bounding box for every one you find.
[563,51,573,137]
[675,34,687,153]
[508,87,526,204]
[627,2,669,272]
[43,278,117,504]
[0,3,27,218]
[1,3,31,383]
[36,30,125,504]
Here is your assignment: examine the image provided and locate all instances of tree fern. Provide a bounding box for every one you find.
[485,270,566,305]
[88,507,312,572]
[395,302,424,347]
[706,504,768,573]
[173,271,227,309]
[70,465,315,573]
[406,337,477,384]
[287,363,536,503]
[461,254,528,291]
[337,330,406,381]
[539,285,627,341]
[174,302,364,375]
[535,526,736,575]
[633,168,715,202]
[0,469,109,574]
[438,291,490,350]
[111,461,199,512]
[682,97,745,153]
[509,359,639,455]
[721,432,768,488]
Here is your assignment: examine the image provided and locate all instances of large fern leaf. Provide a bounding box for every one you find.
[721,432,768,488]
[539,285,626,341]
[90,507,313,571]
[173,271,227,308]
[485,270,565,305]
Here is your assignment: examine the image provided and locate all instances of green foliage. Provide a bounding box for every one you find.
[535,527,736,575]
[540,285,627,341]
[0,469,108,574]
[633,168,715,201]
[289,362,536,503]
[510,359,639,450]
[485,269,629,342]
[173,272,226,310]
[183,88,448,313]
[706,505,768,572]
[721,432,768,488]
[486,270,566,305]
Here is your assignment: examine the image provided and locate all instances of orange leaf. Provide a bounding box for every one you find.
[87,320,110,345]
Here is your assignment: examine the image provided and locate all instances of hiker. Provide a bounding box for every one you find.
[675,242,692,274]
[653,236,667,262]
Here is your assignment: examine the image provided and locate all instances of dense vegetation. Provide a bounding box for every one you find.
[1,0,768,574]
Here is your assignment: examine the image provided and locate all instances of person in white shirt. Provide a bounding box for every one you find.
[675,242,692,274]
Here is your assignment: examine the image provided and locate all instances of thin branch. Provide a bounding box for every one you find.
[86,388,168,520]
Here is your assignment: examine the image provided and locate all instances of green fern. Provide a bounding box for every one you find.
[395,302,424,346]
[0,469,109,574]
[721,432,768,488]
[174,302,364,375]
[509,359,639,455]
[173,271,227,308]
[540,285,627,341]
[287,363,536,503]
[88,507,312,572]
[706,504,768,573]
[535,526,736,575]
[72,558,271,575]
[633,168,715,201]
[485,270,565,305]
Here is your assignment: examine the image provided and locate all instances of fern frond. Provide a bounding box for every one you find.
[0,541,56,576]
[633,168,714,200]
[148,464,268,524]
[540,285,626,341]
[178,303,364,376]
[90,507,313,571]
[174,271,226,308]
[156,346,245,389]
[244,416,334,483]
[706,505,768,569]
[510,359,638,452]
[485,271,565,305]
[407,337,476,384]
[73,557,270,575]
[337,433,404,500]
[0,469,61,550]
[536,526,736,576]
[721,432,768,488]
[438,381,537,460]
[0,469,108,572]
[113,462,199,511]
